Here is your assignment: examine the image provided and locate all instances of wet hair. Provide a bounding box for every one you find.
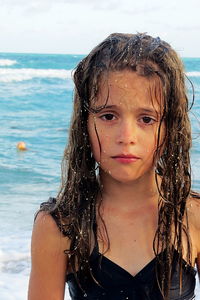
[41,33,196,299]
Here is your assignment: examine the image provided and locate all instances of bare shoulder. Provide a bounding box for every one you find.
[186,193,200,255]
[32,210,70,252]
[28,211,70,300]
[186,192,200,231]
[186,193,200,275]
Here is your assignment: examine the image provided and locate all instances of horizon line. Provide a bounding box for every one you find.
[0,51,200,59]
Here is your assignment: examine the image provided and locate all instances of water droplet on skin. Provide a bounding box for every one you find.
[108,170,111,175]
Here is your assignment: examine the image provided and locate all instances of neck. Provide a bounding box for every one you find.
[98,169,160,211]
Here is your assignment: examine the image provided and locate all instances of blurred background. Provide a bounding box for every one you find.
[0,0,200,299]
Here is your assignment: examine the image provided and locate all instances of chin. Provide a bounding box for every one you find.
[106,170,143,184]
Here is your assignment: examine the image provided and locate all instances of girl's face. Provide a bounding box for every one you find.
[87,70,165,184]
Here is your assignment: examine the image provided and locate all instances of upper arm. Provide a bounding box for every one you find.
[186,196,200,276]
[28,211,70,300]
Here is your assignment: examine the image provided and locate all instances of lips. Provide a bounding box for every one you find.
[112,154,140,163]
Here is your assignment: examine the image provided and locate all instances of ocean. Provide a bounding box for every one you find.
[0,53,200,299]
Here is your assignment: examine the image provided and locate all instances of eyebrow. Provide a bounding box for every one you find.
[93,104,158,114]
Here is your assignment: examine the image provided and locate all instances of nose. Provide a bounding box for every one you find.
[116,119,137,145]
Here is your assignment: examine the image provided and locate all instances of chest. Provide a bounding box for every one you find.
[96,208,197,276]
[97,209,158,276]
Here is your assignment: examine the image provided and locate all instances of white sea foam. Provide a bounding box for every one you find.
[0,273,71,300]
[186,71,200,77]
[0,249,30,273]
[0,273,29,300]
[0,68,73,82]
[0,68,199,83]
[0,246,71,300]
[0,244,30,300]
[0,59,17,67]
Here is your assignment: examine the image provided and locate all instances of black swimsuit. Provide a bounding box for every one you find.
[42,198,197,300]
[67,241,196,300]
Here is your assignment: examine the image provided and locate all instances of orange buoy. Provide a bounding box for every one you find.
[17,141,27,151]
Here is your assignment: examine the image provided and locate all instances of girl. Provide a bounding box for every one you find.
[28,33,200,300]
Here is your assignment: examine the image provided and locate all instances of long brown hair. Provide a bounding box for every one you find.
[41,33,195,299]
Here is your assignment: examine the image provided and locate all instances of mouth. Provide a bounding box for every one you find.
[112,154,140,163]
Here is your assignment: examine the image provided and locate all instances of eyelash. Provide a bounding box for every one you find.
[139,116,156,125]
[99,113,156,125]
[99,113,117,121]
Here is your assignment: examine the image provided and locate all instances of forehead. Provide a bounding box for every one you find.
[95,70,163,110]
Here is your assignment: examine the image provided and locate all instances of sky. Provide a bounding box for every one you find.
[0,0,200,56]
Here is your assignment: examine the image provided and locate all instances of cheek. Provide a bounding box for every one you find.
[141,132,158,161]
[144,125,165,161]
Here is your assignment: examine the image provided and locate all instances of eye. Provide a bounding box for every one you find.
[140,116,156,125]
[100,113,116,121]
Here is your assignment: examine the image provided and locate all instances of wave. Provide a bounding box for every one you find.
[0,68,199,83]
[0,244,30,272]
[0,68,73,82]
[0,59,17,66]
[186,71,200,77]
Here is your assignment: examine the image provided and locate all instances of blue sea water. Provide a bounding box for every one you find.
[0,53,200,299]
